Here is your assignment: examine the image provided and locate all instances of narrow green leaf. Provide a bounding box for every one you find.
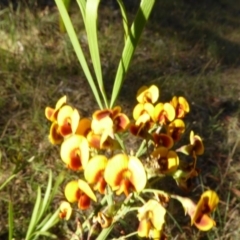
[47,171,65,209]
[59,0,71,32]
[76,0,86,25]
[32,231,57,239]
[116,0,129,42]
[36,213,52,230]
[37,170,52,223]
[86,0,108,108]
[8,201,14,240]
[55,0,103,109]
[38,208,60,232]
[25,187,42,240]
[0,174,16,191]
[110,0,156,108]
[96,224,115,240]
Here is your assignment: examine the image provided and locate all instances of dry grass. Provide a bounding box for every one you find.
[1,0,240,239]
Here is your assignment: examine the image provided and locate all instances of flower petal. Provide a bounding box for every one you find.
[136,85,159,104]
[64,180,80,203]
[78,179,97,202]
[49,121,63,144]
[128,156,147,192]
[59,201,72,220]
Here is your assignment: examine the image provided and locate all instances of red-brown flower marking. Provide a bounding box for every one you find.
[167,119,185,142]
[152,133,174,149]
[60,135,89,170]
[170,96,190,118]
[151,147,179,174]
[49,121,64,144]
[64,180,96,210]
[174,190,219,231]
[177,131,204,157]
[137,199,166,239]
[104,154,147,196]
[153,103,175,124]
[59,201,72,220]
[84,155,108,194]
[136,85,159,104]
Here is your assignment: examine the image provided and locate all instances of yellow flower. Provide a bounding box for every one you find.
[74,118,92,137]
[133,103,155,125]
[48,121,64,144]
[45,95,67,122]
[104,154,147,196]
[151,147,179,174]
[60,135,89,170]
[174,190,219,231]
[136,85,159,104]
[59,201,72,220]
[92,106,129,134]
[64,180,97,210]
[84,155,108,194]
[167,119,185,142]
[171,96,190,118]
[153,103,175,124]
[177,131,204,156]
[57,105,74,137]
[137,199,166,239]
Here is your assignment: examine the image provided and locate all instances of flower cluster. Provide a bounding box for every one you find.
[45,85,219,239]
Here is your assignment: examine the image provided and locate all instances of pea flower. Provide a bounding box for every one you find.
[151,147,179,174]
[45,95,67,122]
[167,119,185,142]
[84,155,108,194]
[137,199,166,239]
[152,133,174,149]
[59,201,72,220]
[170,96,190,118]
[60,134,89,170]
[104,154,147,196]
[174,190,219,231]
[136,85,159,104]
[177,131,204,157]
[64,180,97,210]
[133,102,155,125]
[153,102,175,124]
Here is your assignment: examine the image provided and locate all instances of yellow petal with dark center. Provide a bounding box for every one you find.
[64,180,80,203]
[113,113,130,132]
[179,96,190,113]
[138,218,152,238]
[192,190,219,225]
[104,154,128,188]
[78,179,97,202]
[87,131,101,149]
[190,131,204,155]
[49,122,63,144]
[194,214,216,231]
[84,155,108,184]
[57,105,73,126]
[128,156,147,192]
[59,201,72,220]
[136,85,159,104]
[60,135,89,170]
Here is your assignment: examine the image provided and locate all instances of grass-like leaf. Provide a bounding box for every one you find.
[110,0,156,108]
[86,0,108,108]
[76,0,87,30]
[25,187,42,240]
[116,0,129,43]
[0,174,16,191]
[8,201,14,240]
[55,0,103,109]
